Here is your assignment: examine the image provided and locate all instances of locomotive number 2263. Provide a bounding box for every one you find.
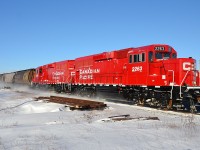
[132,66,143,72]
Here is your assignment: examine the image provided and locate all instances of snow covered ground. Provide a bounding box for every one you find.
[0,84,200,150]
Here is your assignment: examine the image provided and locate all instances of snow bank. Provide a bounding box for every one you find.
[1,88,200,150]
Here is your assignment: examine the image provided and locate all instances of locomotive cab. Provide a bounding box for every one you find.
[126,44,200,112]
[147,45,179,86]
[32,66,48,85]
[127,45,178,86]
[147,45,199,88]
[147,45,200,112]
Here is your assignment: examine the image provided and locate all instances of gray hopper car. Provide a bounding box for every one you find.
[0,69,35,85]
[13,69,35,84]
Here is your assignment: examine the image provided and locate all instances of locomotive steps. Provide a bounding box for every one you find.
[35,96,107,111]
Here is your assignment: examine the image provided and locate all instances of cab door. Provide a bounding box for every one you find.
[127,52,147,85]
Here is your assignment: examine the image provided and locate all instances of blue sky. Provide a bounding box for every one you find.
[0,0,200,73]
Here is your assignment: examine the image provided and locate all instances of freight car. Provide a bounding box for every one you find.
[31,44,200,113]
[0,69,35,85]
[0,74,3,82]
[2,72,15,83]
[13,69,35,84]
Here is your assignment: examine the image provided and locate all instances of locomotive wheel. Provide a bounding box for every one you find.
[127,93,133,101]
[123,90,129,99]
[89,90,96,98]
[55,85,62,93]
[138,98,145,106]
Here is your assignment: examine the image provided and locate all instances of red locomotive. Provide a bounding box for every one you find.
[1,44,199,112]
[32,60,75,91]
[30,44,200,112]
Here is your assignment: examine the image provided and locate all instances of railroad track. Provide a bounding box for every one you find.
[104,98,135,105]
[34,95,199,115]
[104,98,200,115]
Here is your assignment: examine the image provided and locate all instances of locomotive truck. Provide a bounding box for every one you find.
[31,44,200,112]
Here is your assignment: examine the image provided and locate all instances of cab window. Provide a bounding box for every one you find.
[39,68,42,74]
[141,53,145,62]
[156,52,171,59]
[133,53,145,63]
[163,53,170,59]
[149,51,153,62]
[134,55,138,62]
[155,52,162,59]
[172,53,177,58]
[129,53,146,63]
[129,55,133,63]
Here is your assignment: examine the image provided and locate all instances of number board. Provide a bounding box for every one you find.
[154,46,165,51]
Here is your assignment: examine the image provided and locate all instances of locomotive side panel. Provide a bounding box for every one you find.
[47,63,58,84]
[93,58,128,85]
[46,63,57,84]
[75,55,94,84]
[66,60,75,83]
[52,60,75,84]
[53,61,66,83]
[75,49,130,85]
